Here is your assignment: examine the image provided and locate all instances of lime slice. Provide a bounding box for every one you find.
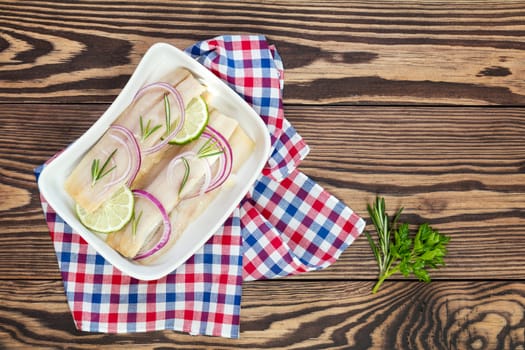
[169,96,208,145]
[76,186,134,233]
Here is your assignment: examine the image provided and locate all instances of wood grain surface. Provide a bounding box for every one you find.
[1,0,525,348]
[0,0,524,104]
[1,104,524,281]
[0,280,524,349]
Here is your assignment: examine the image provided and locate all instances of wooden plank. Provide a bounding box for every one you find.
[0,1,524,104]
[292,105,525,280]
[1,104,524,280]
[0,280,523,349]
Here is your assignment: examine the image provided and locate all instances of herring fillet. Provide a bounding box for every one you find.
[131,75,207,187]
[64,69,204,213]
[137,124,256,264]
[106,110,240,258]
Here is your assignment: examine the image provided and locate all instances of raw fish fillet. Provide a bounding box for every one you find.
[106,110,241,258]
[65,69,205,212]
[137,124,255,264]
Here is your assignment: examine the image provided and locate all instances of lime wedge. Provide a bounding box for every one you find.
[76,186,134,233]
[169,96,208,145]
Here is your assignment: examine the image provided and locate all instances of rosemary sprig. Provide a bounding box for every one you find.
[179,157,190,195]
[131,209,143,237]
[197,137,224,158]
[139,115,162,142]
[365,196,450,294]
[366,197,402,279]
[91,149,117,186]
[164,93,171,135]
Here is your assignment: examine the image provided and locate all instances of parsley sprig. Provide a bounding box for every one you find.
[365,197,450,294]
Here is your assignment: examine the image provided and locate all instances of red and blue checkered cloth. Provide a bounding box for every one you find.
[35,35,365,338]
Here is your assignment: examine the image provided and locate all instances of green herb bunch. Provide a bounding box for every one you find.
[365,197,450,294]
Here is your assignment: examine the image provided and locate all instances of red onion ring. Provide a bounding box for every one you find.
[132,82,186,155]
[201,126,233,193]
[132,189,171,260]
[166,151,197,190]
[103,125,141,189]
[165,150,212,199]
[163,127,233,200]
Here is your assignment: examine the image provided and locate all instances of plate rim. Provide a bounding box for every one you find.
[38,42,271,281]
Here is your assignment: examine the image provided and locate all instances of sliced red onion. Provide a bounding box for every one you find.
[201,126,233,193]
[162,127,233,200]
[132,82,186,155]
[199,157,212,197]
[165,150,212,199]
[166,151,197,190]
[103,124,141,189]
[132,189,171,260]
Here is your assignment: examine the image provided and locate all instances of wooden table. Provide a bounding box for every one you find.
[1,1,524,348]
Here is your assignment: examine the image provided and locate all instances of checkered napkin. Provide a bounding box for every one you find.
[34,35,365,338]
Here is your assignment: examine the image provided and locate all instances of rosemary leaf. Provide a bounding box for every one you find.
[197,136,223,158]
[164,93,171,135]
[91,149,118,186]
[179,157,190,196]
[140,115,162,142]
[131,209,143,237]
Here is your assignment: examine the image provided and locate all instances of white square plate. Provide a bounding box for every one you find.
[38,42,271,280]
